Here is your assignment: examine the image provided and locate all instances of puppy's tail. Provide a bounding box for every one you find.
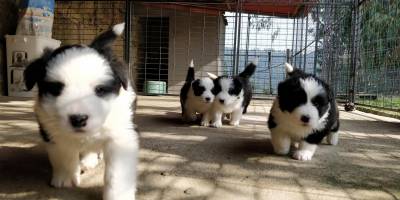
[206,72,218,80]
[284,62,303,77]
[239,62,257,79]
[90,22,125,52]
[185,59,195,82]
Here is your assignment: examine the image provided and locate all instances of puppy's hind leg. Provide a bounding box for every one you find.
[326,131,339,145]
[182,107,197,123]
[327,120,340,145]
[229,108,243,126]
[270,129,291,155]
[47,144,81,188]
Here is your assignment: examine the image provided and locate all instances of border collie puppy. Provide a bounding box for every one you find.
[24,23,138,200]
[268,63,339,161]
[180,60,215,125]
[209,62,256,127]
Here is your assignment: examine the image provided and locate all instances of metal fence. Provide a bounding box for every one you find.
[52,0,399,117]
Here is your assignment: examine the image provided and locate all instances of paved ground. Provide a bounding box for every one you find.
[0,95,399,200]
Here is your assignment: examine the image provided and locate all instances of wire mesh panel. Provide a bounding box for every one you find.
[53,1,125,59]
[355,0,400,115]
[317,1,353,100]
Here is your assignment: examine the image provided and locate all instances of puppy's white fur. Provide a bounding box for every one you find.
[31,23,137,200]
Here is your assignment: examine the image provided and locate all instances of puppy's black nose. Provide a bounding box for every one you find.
[219,99,225,104]
[205,97,211,102]
[69,114,89,128]
[300,115,310,123]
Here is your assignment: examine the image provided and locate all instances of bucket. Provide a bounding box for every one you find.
[144,81,166,95]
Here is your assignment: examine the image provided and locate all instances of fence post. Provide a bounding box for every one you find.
[348,0,358,104]
[313,4,319,75]
[124,0,132,67]
[268,51,272,95]
[286,49,290,63]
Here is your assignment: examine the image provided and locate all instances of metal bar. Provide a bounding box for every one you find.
[268,51,272,95]
[313,4,319,75]
[286,49,290,63]
[294,17,298,66]
[291,18,295,64]
[303,13,308,71]
[234,0,242,75]
[349,0,358,103]
[245,14,250,65]
[299,14,304,69]
[124,0,132,76]
[232,8,238,74]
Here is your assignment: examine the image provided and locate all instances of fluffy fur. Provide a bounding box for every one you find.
[180,60,215,125]
[208,62,256,127]
[268,63,339,161]
[24,23,138,200]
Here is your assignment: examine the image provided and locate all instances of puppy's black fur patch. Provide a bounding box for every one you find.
[192,80,206,96]
[267,114,277,129]
[180,64,195,115]
[39,123,51,143]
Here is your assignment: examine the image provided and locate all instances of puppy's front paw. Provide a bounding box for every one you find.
[292,150,314,161]
[200,120,209,127]
[51,171,80,188]
[211,121,222,128]
[229,120,240,126]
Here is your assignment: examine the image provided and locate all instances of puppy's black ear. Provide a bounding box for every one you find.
[90,23,125,53]
[90,22,128,90]
[24,48,52,91]
[110,58,128,90]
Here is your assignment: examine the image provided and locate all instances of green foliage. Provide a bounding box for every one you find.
[360,0,400,69]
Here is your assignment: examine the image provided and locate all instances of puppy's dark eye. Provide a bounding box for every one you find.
[312,95,327,107]
[95,85,114,97]
[41,81,64,97]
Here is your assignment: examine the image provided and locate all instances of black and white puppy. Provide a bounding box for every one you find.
[24,23,138,200]
[209,62,256,127]
[180,60,215,125]
[268,63,339,161]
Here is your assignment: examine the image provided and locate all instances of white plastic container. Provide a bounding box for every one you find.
[5,35,61,97]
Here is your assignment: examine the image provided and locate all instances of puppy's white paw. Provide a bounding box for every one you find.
[200,120,209,127]
[51,171,80,188]
[229,120,240,126]
[81,153,100,171]
[292,150,314,161]
[211,121,222,128]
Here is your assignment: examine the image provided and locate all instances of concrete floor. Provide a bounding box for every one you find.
[0,95,399,200]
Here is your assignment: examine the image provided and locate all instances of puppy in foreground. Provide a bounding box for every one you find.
[24,23,138,200]
[209,62,256,127]
[268,63,339,161]
[180,60,215,125]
